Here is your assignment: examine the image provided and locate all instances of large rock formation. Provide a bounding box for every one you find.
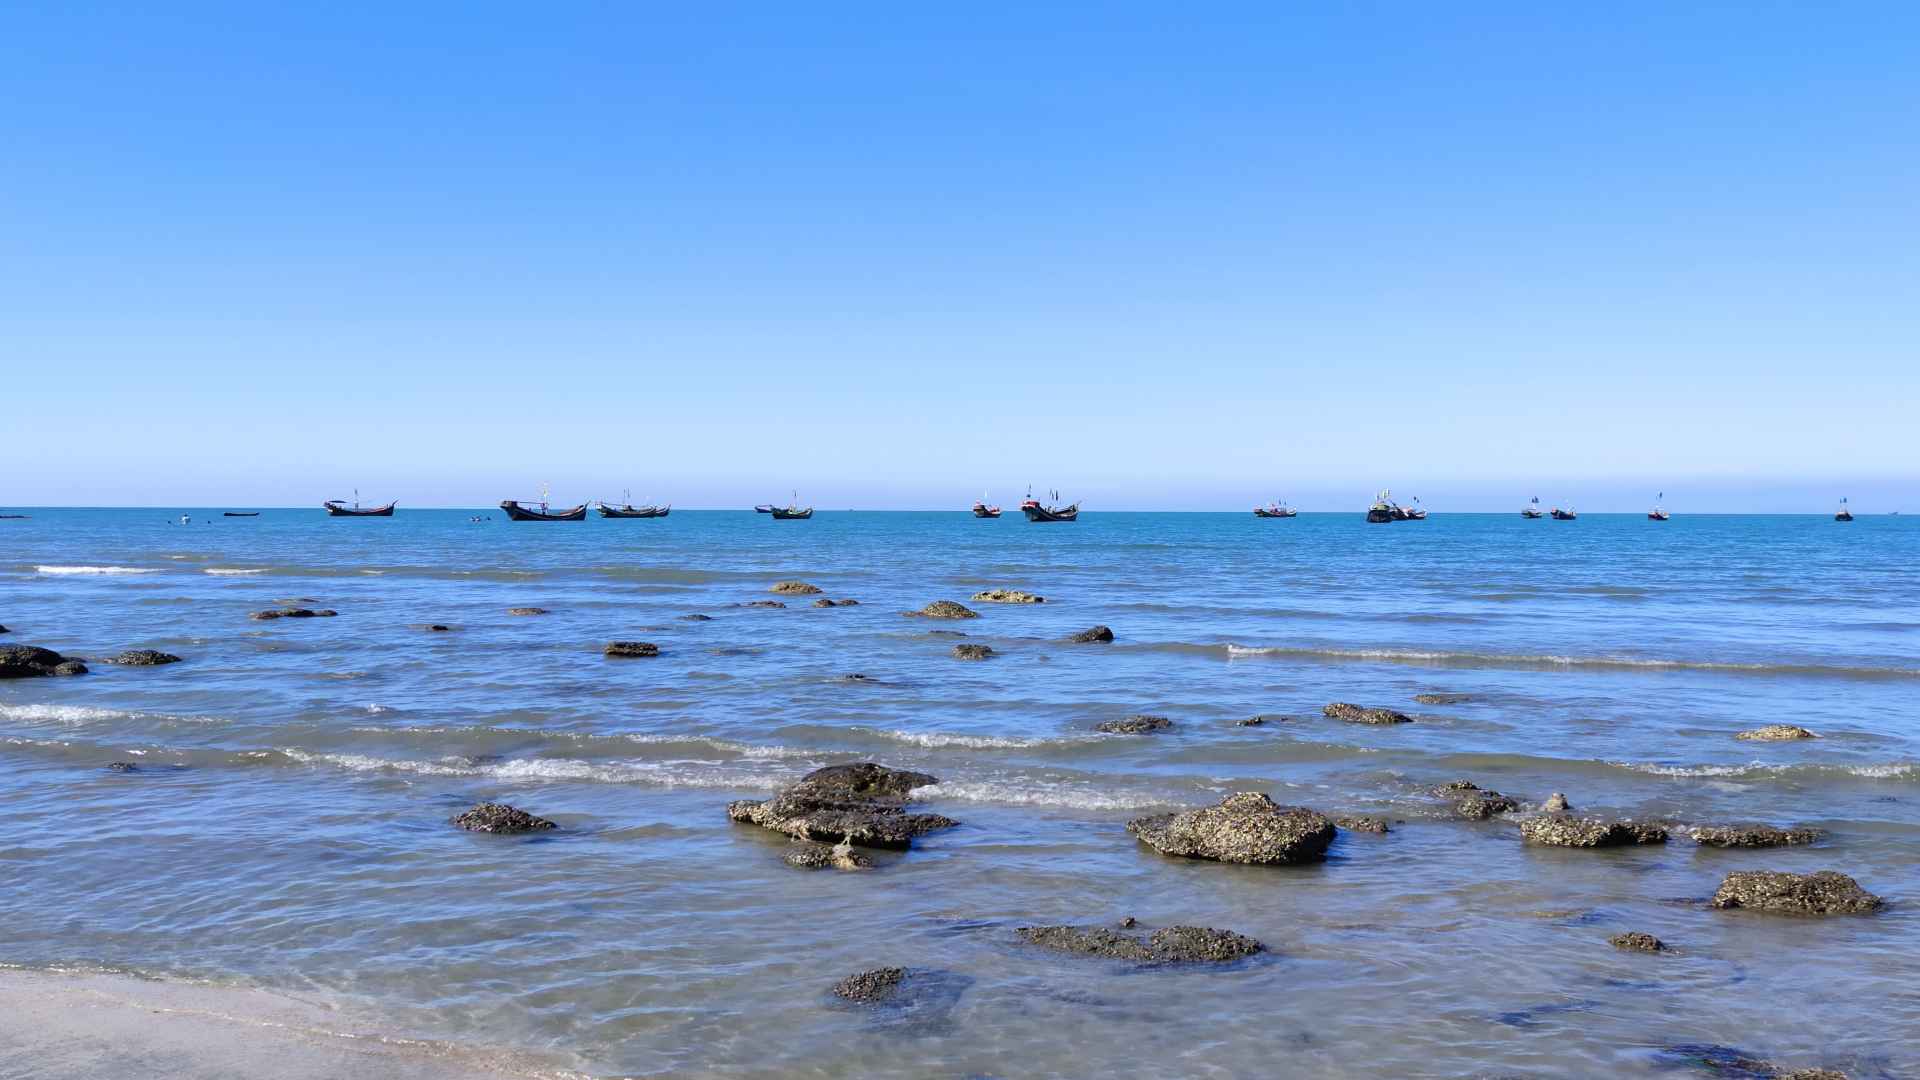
[1519,816,1668,848]
[727,763,956,850]
[1127,792,1335,865]
[1709,871,1882,915]
[0,645,88,678]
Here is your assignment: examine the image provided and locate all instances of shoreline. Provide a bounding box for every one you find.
[0,967,584,1080]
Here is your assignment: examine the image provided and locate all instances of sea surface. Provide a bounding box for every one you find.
[2,508,1916,1078]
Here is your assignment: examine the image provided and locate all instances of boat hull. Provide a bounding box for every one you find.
[1020,503,1078,522]
[770,508,813,520]
[500,500,587,522]
[323,501,395,517]
[1550,510,1577,520]
[1836,512,1854,521]
[597,504,670,518]
[971,507,1002,518]
[1253,509,1297,518]
[1366,509,1394,523]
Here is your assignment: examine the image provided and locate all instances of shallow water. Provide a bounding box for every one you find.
[2,508,1915,1078]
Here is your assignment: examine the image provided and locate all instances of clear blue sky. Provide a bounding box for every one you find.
[4,3,1916,511]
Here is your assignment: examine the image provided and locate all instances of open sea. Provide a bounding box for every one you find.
[2,508,1916,1078]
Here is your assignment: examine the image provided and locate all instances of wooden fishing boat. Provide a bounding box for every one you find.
[1835,498,1853,522]
[323,491,396,517]
[1020,488,1078,522]
[1648,493,1669,521]
[769,492,813,520]
[1522,496,1544,519]
[223,512,260,517]
[1253,501,1297,518]
[597,491,669,518]
[500,499,587,521]
[972,492,1002,518]
[1550,507,1578,520]
[1395,496,1428,521]
[754,504,776,514]
[1366,490,1397,523]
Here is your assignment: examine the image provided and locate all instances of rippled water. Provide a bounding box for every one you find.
[2,509,1915,1077]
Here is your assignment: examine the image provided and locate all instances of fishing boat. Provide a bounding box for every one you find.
[501,486,587,521]
[223,512,260,517]
[1019,487,1079,522]
[971,493,1002,518]
[769,492,813,520]
[1396,496,1428,521]
[323,490,396,517]
[1835,498,1853,522]
[1522,496,1544,519]
[754,504,776,513]
[597,491,670,518]
[1648,493,1669,521]
[1253,500,1297,518]
[1366,490,1397,523]
[1550,506,1578,520]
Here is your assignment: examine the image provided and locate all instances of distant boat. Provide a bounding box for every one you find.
[1020,487,1079,522]
[754,504,776,513]
[323,489,395,517]
[500,487,587,521]
[1648,492,1669,521]
[1366,489,1397,523]
[0,513,27,519]
[597,491,669,518]
[1522,496,1544,519]
[769,492,813,520]
[1397,496,1428,521]
[1253,500,1297,518]
[972,492,1002,518]
[223,512,260,517]
[1550,506,1578,521]
[1836,498,1853,522]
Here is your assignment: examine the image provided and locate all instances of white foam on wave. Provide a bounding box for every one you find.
[1224,643,1920,678]
[915,781,1176,811]
[0,704,132,725]
[34,565,157,576]
[205,568,267,576]
[878,729,1052,750]
[1614,759,1919,780]
[277,749,792,790]
[364,704,394,714]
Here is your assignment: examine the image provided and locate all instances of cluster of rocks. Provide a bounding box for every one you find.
[1127,792,1335,865]
[908,600,977,619]
[970,589,1044,604]
[728,763,957,851]
[0,645,88,678]
[1324,702,1412,725]
[1096,714,1173,735]
[451,803,556,834]
[250,608,337,620]
[604,641,660,658]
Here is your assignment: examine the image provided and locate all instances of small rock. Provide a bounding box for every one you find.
[1610,931,1665,952]
[1065,625,1114,643]
[1096,714,1173,734]
[814,598,860,607]
[831,967,906,1003]
[427,624,452,632]
[1324,702,1413,724]
[743,600,786,609]
[1519,816,1669,848]
[771,581,823,595]
[451,802,557,834]
[604,641,660,658]
[506,607,548,616]
[109,649,182,666]
[1688,824,1824,848]
[1016,923,1264,965]
[952,643,994,660]
[1127,792,1335,865]
[1736,724,1816,741]
[1413,692,1475,705]
[971,589,1045,604]
[1336,816,1391,834]
[1455,791,1522,820]
[680,613,713,621]
[926,629,966,637]
[250,608,336,620]
[1236,716,1269,726]
[1709,870,1881,915]
[784,839,875,871]
[1544,793,1571,813]
[909,600,978,619]
[52,660,89,675]
[106,762,141,773]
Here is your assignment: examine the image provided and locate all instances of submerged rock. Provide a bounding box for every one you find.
[952,644,994,660]
[727,763,956,850]
[1,645,86,679]
[1736,724,1816,741]
[1688,824,1824,848]
[1610,931,1665,952]
[250,608,337,620]
[1016,922,1264,965]
[1066,625,1114,643]
[1128,792,1335,865]
[427,624,452,632]
[1519,815,1668,847]
[1236,716,1271,727]
[1413,692,1475,705]
[1544,793,1572,813]
[1710,870,1881,915]
[1096,714,1172,735]
[680,613,714,621]
[451,803,557,834]
[109,649,182,666]
[813,598,859,607]
[971,589,1045,604]
[783,839,875,871]
[742,600,786,609]
[909,600,978,619]
[1432,780,1521,820]
[505,607,548,616]
[831,967,906,1003]
[1324,702,1412,725]
[770,581,823,595]
[106,761,141,773]
[1336,815,1391,834]
[604,641,660,658]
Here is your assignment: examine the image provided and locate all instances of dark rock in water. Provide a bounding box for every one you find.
[106,761,141,773]
[783,839,874,871]
[251,608,336,620]
[109,649,182,666]
[840,673,877,682]
[971,589,1045,604]
[952,644,994,660]
[451,802,557,834]
[1413,692,1475,705]
[1689,824,1824,848]
[814,598,860,607]
[1736,724,1816,741]
[770,581,823,595]
[604,641,660,658]
[1096,714,1172,734]
[1336,815,1391,834]
[742,600,786,609]
[680,613,713,621]
[1324,702,1412,725]
[1236,716,1269,727]
[1710,870,1881,915]
[1519,816,1668,848]
[909,600,978,619]
[505,607,548,616]
[1066,625,1114,643]
[1610,931,1665,952]
[1655,1045,1784,1078]
[832,967,905,1003]
[926,629,966,638]
[1430,780,1520,820]
[1128,792,1335,865]
[1,644,84,679]
[727,763,956,850]
[1016,922,1264,965]
[427,624,452,632]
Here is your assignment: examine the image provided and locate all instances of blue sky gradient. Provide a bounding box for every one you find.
[4,3,1916,510]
